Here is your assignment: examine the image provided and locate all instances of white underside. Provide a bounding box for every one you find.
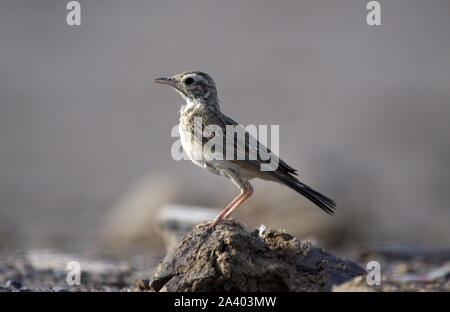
[179,121,256,189]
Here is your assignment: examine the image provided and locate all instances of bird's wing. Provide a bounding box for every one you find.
[218,113,336,215]
[219,113,298,175]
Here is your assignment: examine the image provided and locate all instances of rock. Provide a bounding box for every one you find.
[5,280,21,290]
[149,223,365,292]
[134,279,151,291]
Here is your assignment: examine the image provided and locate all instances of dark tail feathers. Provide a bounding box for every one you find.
[278,175,336,215]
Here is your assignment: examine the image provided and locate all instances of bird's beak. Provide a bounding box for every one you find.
[154,77,176,87]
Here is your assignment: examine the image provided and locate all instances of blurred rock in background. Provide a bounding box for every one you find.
[97,174,222,252]
[154,205,220,252]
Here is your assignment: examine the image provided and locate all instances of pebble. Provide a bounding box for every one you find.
[5,280,22,289]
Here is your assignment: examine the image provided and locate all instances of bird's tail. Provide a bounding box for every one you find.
[278,175,336,215]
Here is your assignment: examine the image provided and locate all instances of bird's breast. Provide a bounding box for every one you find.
[178,121,206,167]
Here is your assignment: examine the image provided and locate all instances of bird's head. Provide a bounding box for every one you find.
[154,71,218,108]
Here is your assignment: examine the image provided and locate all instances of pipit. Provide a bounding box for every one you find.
[155,71,336,229]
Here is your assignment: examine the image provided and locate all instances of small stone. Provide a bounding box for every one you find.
[5,280,22,289]
[134,279,151,291]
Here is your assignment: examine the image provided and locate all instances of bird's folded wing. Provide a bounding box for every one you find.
[187,110,297,175]
[219,114,298,175]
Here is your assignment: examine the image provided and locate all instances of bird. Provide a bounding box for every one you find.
[154,71,336,230]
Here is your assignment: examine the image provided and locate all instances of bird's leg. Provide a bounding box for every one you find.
[223,184,253,219]
[214,191,246,221]
[204,187,252,230]
[196,190,246,229]
[200,184,253,231]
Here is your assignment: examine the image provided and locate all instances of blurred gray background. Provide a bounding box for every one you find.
[0,0,449,252]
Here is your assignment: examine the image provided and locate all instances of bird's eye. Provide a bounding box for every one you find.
[184,77,194,85]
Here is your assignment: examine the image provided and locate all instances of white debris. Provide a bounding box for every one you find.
[258,224,266,237]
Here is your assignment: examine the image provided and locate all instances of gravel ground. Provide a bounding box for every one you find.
[0,250,163,292]
[1,247,448,292]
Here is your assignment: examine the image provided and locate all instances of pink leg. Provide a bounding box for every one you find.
[202,185,253,230]
[224,186,253,219]
[196,190,246,229]
[215,191,247,221]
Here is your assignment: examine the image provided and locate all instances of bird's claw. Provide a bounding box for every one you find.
[196,218,245,231]
[196,221,214,230]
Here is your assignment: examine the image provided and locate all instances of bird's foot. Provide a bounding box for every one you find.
[196,218,245,231]
[196,220,214,230]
